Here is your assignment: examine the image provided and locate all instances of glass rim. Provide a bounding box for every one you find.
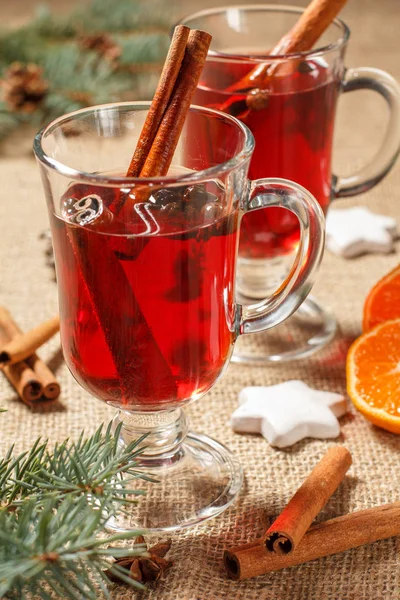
[177,3,350,62]
[33,101,254,187]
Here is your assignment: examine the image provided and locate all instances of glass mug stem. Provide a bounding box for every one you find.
[112,408,188,468]
[334,67,400,197]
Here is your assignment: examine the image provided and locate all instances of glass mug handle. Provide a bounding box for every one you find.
[333,67,400,198]
[238,179,325,335]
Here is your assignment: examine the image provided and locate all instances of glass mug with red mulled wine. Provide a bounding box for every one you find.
[34,102,324,531]
[179,5,400,363]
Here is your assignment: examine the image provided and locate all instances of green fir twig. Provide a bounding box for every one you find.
[0,421,154,599]
[0,0,172,143]
[0,495,147,598]
[0,422,153,509]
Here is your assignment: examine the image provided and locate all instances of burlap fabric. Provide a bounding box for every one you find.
[1,0,400,598]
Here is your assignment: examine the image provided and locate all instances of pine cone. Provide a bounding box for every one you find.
[1,62,48,113]
[105,536,173,585]
[79,33,121,61]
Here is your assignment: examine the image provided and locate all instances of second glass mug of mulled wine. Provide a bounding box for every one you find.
[34,101,324,531]
[178,5,400,363]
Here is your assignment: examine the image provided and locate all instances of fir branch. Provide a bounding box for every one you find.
[38,45,133,118]
[0,437,49,506]
[67,0,170,35]
[13,0,170,41]
[0,0,172,145]
[1,422,153,510]
[32,5,78,40]
[0,30,42,67]
[0,496,147,599]
[117,32,169,66]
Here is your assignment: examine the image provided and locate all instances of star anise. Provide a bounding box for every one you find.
[1,62,48,113]
[105,536,173,584]
[79,33,121,62]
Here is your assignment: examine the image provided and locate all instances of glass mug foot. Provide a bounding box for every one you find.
[106,409,243,533]
[232,296,337,364]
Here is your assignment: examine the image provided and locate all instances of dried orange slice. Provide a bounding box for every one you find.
[347,319,400,434]
[363,264,400,331]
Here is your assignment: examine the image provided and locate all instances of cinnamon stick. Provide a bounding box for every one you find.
[225,0,348,113]
[264,446,352,554]
[67,219,179,403]
[26,355,60,400]
[224,502,400,580]
[139,28,212,177]
[0,307,60,403]
[270,0,349,57]
[0,307,58,404]
[0,315,60,366]
[126,25,190,177]
[2,360,42,404]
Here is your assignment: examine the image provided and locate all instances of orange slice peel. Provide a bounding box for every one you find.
[347,318,400,434]
[363,264,400,331]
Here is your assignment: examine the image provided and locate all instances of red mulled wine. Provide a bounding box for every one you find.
[51,182,238,408]
[194,57,339,258]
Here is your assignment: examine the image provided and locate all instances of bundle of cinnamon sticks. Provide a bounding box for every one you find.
[0,307,61,407]
[224,447,400,580]
[126,25,211,180]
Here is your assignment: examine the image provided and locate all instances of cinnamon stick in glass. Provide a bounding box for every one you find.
[224,502,400,580]
[0,315,60,367]
[115,26,211,212]
[271,0,349,55]
[264,446,352,554]
[139,28,212,177]
[126,25,190,177]
[224,0,348,113]
[67,222,180,402]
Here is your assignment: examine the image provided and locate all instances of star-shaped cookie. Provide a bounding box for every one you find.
[231,381,348,448]
[326,206,397,258]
